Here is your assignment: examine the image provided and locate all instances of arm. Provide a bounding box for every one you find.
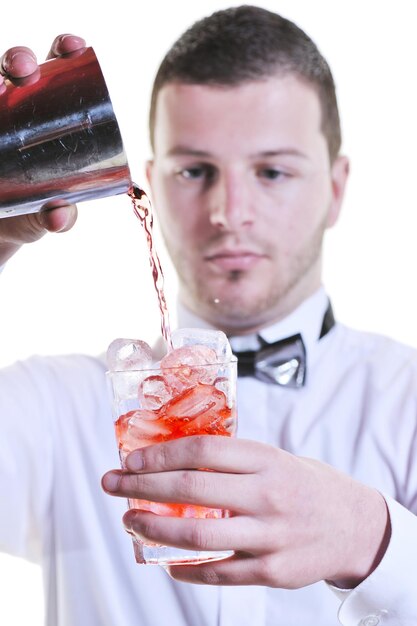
[0,35,85,265]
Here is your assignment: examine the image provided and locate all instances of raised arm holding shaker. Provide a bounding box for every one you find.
[1,8,417,626]
[0,35,84,265]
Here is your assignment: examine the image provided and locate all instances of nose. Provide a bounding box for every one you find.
[208,170,254,230]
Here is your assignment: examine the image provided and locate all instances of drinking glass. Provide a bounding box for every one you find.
[107,356,237,565]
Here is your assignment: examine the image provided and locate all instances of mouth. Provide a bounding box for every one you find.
[204,249,266,272]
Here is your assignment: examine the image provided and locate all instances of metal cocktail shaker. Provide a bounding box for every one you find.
[0,47,131,218]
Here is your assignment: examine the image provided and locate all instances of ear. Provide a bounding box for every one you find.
[327,155,350,228]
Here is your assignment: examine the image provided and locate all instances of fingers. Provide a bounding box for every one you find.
[124,435,272,474]
[166,553,268,587]
[47,34,86,60]
[102,437,282,519]
[0,34,86,89]
[121,508,281,587]
[0,205,78,247]
[102,465,257,513]
[0,46,37,78]
[123,510,260,554]
[39,204,78,233]
[0,46,39,92]
[0,204,77,265]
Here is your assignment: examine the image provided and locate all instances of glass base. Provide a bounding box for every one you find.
[132,538,233,565]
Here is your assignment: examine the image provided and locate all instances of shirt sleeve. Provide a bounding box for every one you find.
[0,354,109,564]
[328,495,417,625]
[0,358,55,563]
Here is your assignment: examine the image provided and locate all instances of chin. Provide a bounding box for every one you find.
[184,271,281,326]
[203,291,275,332]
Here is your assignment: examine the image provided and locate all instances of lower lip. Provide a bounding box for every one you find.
[206,254,263,272]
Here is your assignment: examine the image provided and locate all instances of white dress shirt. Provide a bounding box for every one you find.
[0,287,416,626]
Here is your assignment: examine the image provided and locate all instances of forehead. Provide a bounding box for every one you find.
[152,75,324,154]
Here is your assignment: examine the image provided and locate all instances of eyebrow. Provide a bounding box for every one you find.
[166,146,308,159]
[167,146,211,157]
[255,149,308,160]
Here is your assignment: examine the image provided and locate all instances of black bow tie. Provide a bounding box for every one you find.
[234,333,307,387]
[233,301,335,388]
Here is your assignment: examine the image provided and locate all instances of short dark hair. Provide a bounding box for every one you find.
[149,5,341,161]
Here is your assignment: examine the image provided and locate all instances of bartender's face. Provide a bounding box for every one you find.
[147,74,348,334]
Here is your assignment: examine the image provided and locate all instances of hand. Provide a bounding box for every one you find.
[0,34,86,90]
[102,436,391,589]
[0,35,86,264]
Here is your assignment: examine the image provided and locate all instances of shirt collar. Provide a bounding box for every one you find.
[177,286,331,358]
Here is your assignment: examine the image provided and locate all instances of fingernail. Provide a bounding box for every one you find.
[102,472,121,492]
[60,34,85,45]
[126,451,144,472]
[37,211,49,229]
[3,51,36,74]
[53,34,85,55]
[123,510,135,531]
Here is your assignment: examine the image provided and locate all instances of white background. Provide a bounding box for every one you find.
[1,1,417,623]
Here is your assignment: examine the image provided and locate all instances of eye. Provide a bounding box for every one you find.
[257,167,285,181]
[181,167,205,179]
[176,165,216,181]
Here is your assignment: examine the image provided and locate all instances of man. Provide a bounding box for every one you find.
[1,6,416,626]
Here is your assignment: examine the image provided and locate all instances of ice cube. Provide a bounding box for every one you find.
[107,338,153,371]
[116,408,171,452]
[161,345,217,369]
[161,345,218,392]
[171,328,232,362]
[214,376,230,400]
[138,374,172,410]
[164,384,228,436]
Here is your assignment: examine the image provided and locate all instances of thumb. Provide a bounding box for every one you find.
[38,204,78,234]
[1,204,78,246]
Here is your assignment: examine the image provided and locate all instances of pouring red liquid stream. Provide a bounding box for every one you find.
[113,185,236,564]
[128,184,172,349]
